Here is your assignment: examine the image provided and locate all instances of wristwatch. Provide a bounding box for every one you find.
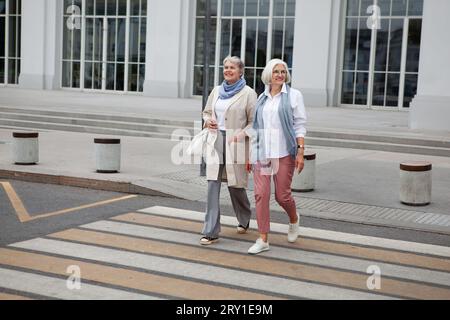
[297,144,305,149]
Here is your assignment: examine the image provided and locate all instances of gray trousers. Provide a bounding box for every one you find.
[202,130,251,238]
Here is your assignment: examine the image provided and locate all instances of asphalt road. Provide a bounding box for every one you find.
[1,179,449,246]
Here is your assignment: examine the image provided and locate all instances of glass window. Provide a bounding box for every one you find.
[405,19,421,73]
[1,0,21,84]
[408,0,423,16]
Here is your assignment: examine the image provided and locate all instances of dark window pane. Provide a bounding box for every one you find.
[118,0,126,15]
[233,0,245,16]
[391,0,407,16]
[245,19,257,67]
[73,0,82,11]
[62,61,71,87]
[284,18,295,67]
[107,19,116,61]
[84,62,93,89]
[94,18,103,61]
[0,0,5,14]
[107,0,117,15]
[378,0,391,16]
[385,73,399,106]
[72,61,80,87]
[93,62,102,89]
[9,17,16,57]
[193,66,202,95]
[211,0,218,16]
[85,18,94,61]
[116,18,125,62]
[388,19,403,72]
[357,19,371,71]
[128,63,138,91]
[73,28,81,60]
[194,18,204,65]
[222,0,231,16]
[17,16,21,57]
[346,0,359,16]
[341,72,355,104]
[141,0,147,15]
[130,0,139,15]
[408,0,423,16]
[271,18,283,60]
[255,68,264,95]
[86,0,94,15]
[0,18,5,57]
[403,74,418,108]
[343,18,358,70]
[197,0,205,16]
[8,59,16,83]
[140,18,146,63]
[354,72,368,105]
[256,19,267,67]
[246,0,257,16]
[129,17,139,62]
[106,62,114,90]
[286,0,295,16]
[96,0,106,15]
[9,0,17,14]
[372,72,386,106]
[244,67,255,90]
[64,0,73,13]
[220,19,230,61]
[360,0,374,16]
[138,63,144,91]
[406,19,421,73]
[116,63,124,90]
[374,18,389,71]
[274,0,285,16]
[0,58,4,83]
[259,0,270,16]
[231,19,242,57]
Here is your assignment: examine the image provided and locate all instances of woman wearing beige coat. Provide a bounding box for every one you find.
[200,56,257,245]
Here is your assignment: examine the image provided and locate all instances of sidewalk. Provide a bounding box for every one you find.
[0,88,450,235]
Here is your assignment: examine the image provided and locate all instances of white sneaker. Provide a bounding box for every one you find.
[287,214,300,243]
[248,238,270,255]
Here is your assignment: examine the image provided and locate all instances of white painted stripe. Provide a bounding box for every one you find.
[0,267,161,300]
[138,206,450,258]
[79,220,450,287]
[10,238,397,300]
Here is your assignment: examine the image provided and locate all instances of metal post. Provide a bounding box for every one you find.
[200,0,212,176]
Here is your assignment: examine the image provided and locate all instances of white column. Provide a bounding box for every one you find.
[409,0,450,131]
[143,0,194,98]
[291,0,334,107]
[19,0,61,90]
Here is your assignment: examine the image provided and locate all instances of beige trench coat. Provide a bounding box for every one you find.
[202,85,257,188]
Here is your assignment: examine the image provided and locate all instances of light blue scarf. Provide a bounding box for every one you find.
[252,85,297,163]
[219,77,246,99]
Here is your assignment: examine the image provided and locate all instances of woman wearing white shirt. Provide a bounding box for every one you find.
[201,56,257,245]
[248,59,307,254]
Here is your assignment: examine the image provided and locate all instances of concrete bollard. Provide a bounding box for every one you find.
[400,161,432,206]
[94,138,121,173]
[12,132,39,165]
[292,152,316,192]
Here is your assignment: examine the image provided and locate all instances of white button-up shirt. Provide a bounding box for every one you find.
[214,97,232,130]
[262,83,307,159]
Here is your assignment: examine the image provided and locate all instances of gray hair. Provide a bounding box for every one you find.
[261,59,291,85]
[223,56,245,75]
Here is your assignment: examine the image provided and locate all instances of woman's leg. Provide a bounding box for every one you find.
[273,156,297,223]
[202,165,224,238]
[228,186,251,228]
[253,162,272,237]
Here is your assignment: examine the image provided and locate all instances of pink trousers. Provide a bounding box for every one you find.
[253,156,297,233]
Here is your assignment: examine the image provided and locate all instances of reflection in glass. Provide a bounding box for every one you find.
[220,19,230,61]
[378,0,391,16]
[96,0,106,16]
[341,72,355,104]
[231,19,242,57]
[129,18,139,63]
[106,62,115,90]
[372,72,386,106]
[388,19,403,72]
[85,18,94,61]
[403,74,418,108]
[259,0,270,16]
[274,0,285,16]
[271,18,283,60]
[406,19,421,73]
[222,0,232,16]
[72,61,80,88]
[62,61,71,87]
[343,18,358,71]
[357,19,371,71]
[107,0,117,16]
[117,18,126,62]
[233,0,245,16]
[246,0,257,16]
[284,19,294,67]
[84,62,93,89]
[286,0,295,16]
[9,17,16,57]
[107,19,116,62]
[374,19,388,72]
[408,0,423,16]
[391,0,407,16]
[256,19,267,68]
[93,62,102,89]
[385,73,399,106]
[245,19,257,67]
[346,0,359,16]
[354,72,368,105]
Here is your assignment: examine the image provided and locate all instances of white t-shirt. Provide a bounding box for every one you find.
[214,97,233,130]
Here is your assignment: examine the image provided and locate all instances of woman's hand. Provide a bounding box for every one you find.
[295,152,305,174]
[206,119,218,130]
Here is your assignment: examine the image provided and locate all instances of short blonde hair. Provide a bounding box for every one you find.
[261,59,291,85]
[223,56,245,76]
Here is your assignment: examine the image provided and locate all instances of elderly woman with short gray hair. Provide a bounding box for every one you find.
[248,58,307,255]
[200,56,257,245]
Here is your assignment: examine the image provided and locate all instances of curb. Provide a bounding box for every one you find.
[0,169,182,199]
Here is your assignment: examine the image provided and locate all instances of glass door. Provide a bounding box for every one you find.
[340,0,423,109]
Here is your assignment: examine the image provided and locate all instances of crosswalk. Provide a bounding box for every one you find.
[0,205,449,300]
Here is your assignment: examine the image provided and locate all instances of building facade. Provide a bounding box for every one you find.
[1,0,449,131]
